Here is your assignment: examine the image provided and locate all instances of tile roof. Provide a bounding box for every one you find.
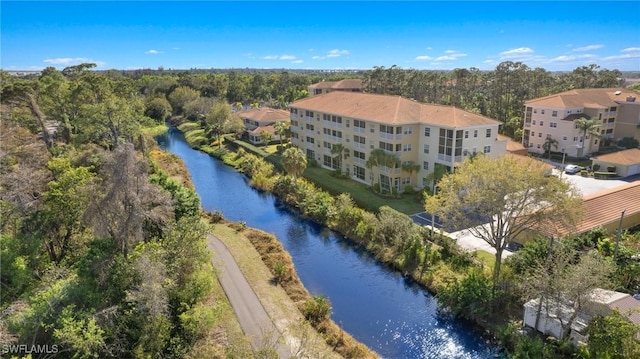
[525,88,638,108]
[592,148,640,166]
[308,79,362,90]
[499,134,527,153]
[570,181,640,235]
[248,125,275,135]
[238,108,289,123]
[290,91,501,127]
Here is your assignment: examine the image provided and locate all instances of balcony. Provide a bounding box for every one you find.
[353,157,365,165]
[354,142,366,150]
[380,132,394,140]
[354,127,366,134]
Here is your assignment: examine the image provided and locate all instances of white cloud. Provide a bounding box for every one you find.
[43,57,90,64]
[434,50,467,61]
[326,49,350,58]
[572,44,603,52]
[603,53,640,61]
[311,49,350,60]
[548,54,596,63]
[483,59,495,64]
[292,59,304,64]
[500,47,534,59]
[415,55,433,61]
[146,49,163,54]
[425,46,432,50]
[263,54,297,60]
[43,57,105,67]
[621,47,640,53]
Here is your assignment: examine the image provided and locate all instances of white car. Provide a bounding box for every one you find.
[564,164,581,174]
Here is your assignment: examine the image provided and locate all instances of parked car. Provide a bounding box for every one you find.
[564,164,581,174]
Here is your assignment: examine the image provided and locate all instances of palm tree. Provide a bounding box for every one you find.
[401,160,421,184]
[274,121,289,147]
[365,148,387,187]
[330,143,349,173]
[542,137,559,159]
[281,147,307,178]
[259,130,272,146]
[574,117,601,158]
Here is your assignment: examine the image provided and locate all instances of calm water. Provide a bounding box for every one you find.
[157,129,500,358]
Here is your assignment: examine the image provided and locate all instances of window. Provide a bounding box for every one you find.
[533,120,536,125]
[323,141,332,149]
[306,136,315,144]
[608,118,615,123]
[536,144,541,148]
[353,135,365,145]
[370,125,375,133]
[353,166,365,180]
[539,121,544,126]
[473,130,478,138]
[354,119,366,129]
[563,136,567,140]
[395,143,402,152]
[439,129,463,158]
[403,144,412,152]
[423,144,429,154]
[306,124,314,130]
[550,122,557,128]
[464,131,469,139]
[305,111,314,117]
[380,125,394,134]
[422,177,428,187]
[291,108,298,114]
[486,128,492,138]
[423,161,429,170]
[424,127,431,137]
[541,110,545,115]
[401,177,411,185]
[534,109,537,113]
[306,149,315,158]
[483,145,491,153]
[538,133,542,137]
[531,131,535,136]
[379,141,393,151]
[552,111,557,117]
[323,155,332,167]
[573,137,578,141]
[546,134,551,139]
[291,120,298,126]
[404,126,413,135]
[610,106,617,112]
[353,150,365,160]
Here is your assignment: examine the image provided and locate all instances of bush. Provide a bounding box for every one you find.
[372,182,380,193]
[404,185,414,194]
[592,163,600,171]
[303,296,332,326]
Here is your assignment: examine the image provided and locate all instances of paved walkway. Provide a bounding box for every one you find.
[207,234,291,358]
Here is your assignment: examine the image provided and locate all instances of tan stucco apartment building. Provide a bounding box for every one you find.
[289,92,507,192]
[523,88,639,158]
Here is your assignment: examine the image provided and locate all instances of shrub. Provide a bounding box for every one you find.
[303,296,332,326]
[404,185,414,194]
[372,183,380,193]
[592,163,600,171]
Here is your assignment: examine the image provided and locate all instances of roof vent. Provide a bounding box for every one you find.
[627,96,636,102]
[615,91,622,95]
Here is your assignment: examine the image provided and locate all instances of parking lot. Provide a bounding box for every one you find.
[555,169,638,196]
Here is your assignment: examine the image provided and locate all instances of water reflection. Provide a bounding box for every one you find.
[157,129,500,358]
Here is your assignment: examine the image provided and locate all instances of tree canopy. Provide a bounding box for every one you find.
[425,154,583,282]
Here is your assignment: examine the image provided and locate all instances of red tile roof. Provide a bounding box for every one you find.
[308,79,362,90]
[291,92,500,127]
[238,107,289,123]
[525,88,638,108]
[592,148,640,166]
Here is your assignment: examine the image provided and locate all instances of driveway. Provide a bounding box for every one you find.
[555,169,632,196]
[207,234,291,357]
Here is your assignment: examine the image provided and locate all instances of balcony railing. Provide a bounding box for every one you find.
[380,132,394,140]
[354,127,366,133]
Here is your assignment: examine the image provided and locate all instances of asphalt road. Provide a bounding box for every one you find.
[207,234,291,358]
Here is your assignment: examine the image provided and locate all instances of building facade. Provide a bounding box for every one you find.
[289,92,506,193]
[237,107,289,144]
[523,88,639,158]
[307,79,363,96]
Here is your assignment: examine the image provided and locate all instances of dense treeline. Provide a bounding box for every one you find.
[0,66,248,357]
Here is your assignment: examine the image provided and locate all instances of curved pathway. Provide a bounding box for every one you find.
[207,234,291,358]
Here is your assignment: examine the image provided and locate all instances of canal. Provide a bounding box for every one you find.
[157,129,499,358]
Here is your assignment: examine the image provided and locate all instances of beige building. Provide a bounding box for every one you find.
[289,92,506,192]
[307,79,363,96]
[237,107,289,144]
[523,88,639,158]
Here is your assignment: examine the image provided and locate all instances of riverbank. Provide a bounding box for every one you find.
[150,137,375,358]
[158,126,503,357]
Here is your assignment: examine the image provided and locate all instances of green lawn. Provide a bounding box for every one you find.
[302,166,425,214]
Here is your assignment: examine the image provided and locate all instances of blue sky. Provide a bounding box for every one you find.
[2,1,639,72]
